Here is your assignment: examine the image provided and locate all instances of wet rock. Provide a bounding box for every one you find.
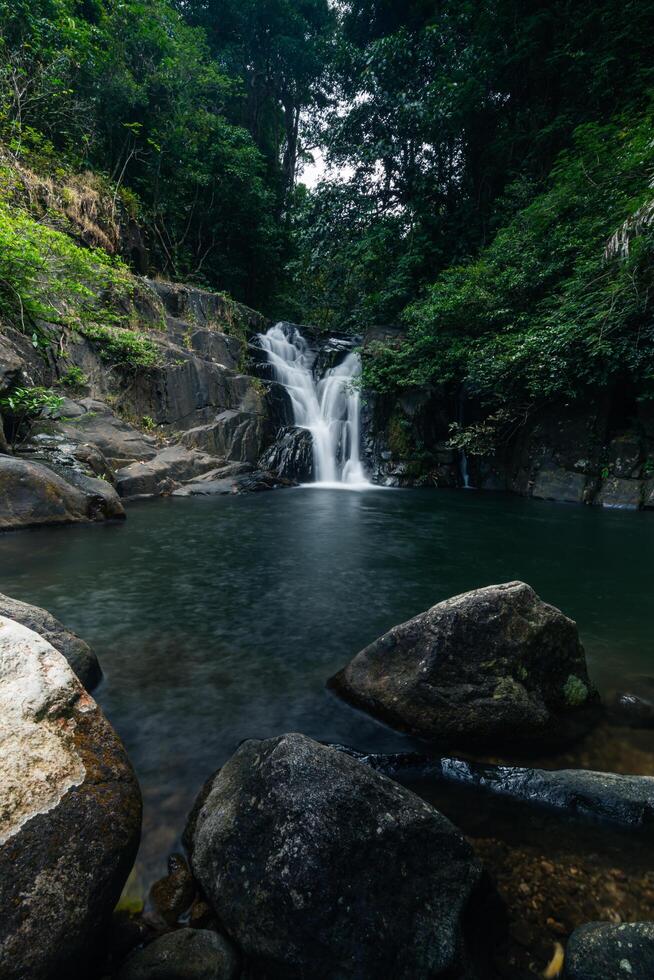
[173,467,294,496]
[565,922,654,979]
[186,733,495,980]
[0,617,141,980]
[595,476,643,510]
[608,435,643,479]
[0,455,125,530]
[0,591,101,690]
[329,581,599,751]
[181,409,274,463]
[114,445,216,498]
[149,854,196,926]
[259,426,314,482]
[608,692,654,729]
[334,748,654,831]
[531,465,588,504]
[117,928,240,980]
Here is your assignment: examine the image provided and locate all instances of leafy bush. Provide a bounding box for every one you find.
[78,324,160,370]
[0,384,64,446]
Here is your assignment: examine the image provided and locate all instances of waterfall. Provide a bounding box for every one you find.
[257,323,369,487]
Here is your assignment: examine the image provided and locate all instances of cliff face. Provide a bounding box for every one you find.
[0,276,298,528]
[364,384,654,510]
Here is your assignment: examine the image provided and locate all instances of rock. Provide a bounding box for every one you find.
[329,581,599,750]
[49,399,158,468]
[149,854,196,926]
[0,455,126,530]
[114,445,216,498]
[608,692,654,728]
[531,465,588,504]
[186,733,495,980]
[0,592,101,691]
[0,617,141,980]
[644,478,654,509]
[173,467,294,497]
[565,922,654,980]
[0,332,25,396]
[608,435,643,478]
[181,409,274,463]
[333,747,654,831]
[595,476,643,510]
[117,928,240,980]
[259,426,314,481]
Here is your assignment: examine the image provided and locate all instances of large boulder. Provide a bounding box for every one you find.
[117,929,240,980]
[564,922,654,979]
[0,592,101,691]
[186,733,495,980]
[114,445,216,498]
[0,455,125,530]
[329,582,599,750]
[0,616,141,980]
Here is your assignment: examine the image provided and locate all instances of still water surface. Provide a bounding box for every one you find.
[1,488,653,881]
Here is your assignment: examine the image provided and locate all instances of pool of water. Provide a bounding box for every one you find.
[1,487,653,885]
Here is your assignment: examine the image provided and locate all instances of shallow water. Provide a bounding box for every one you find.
[1,487,654,886]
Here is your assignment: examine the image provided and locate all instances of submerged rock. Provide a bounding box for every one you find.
[0,455,125,530]
[117,928,240,980]
[330,581,599,750]
[565,922,654,979]
[334,747,654,831]
[186,733,496,980]
[0,591,101,691]
[608,692,654,728]
[148,853,196,926]
[0,616,141,980]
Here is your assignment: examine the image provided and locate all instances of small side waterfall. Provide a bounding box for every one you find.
[258,323,369,487]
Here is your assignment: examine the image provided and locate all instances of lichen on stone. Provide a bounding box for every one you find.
[563,674,588,706]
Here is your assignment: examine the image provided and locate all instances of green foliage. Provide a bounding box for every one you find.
[0,0,334,310]
[59,365,88,389]
[0,384,64,447]
[0,385,63,417]
[78,323,160,370]
[362,113,654,434]
[0,192,133,338]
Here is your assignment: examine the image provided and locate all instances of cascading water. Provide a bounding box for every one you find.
[258,323,369,487]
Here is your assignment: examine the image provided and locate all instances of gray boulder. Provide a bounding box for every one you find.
[0,455,125,530]
[186,733,494,980]
[114,445,216,498]
[565,922,654,979]
[117,929,240,980]
[0,592,101,691]
[329,582,599,750]
[48,398,158,468]
[0,616,141,980]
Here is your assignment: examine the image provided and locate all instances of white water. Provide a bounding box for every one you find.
[258,323,370,488]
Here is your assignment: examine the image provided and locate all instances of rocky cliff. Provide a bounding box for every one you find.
[364,382,654,510]
[0,278,299,529]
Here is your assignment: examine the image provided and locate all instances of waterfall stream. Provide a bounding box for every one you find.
[258,323,370,487]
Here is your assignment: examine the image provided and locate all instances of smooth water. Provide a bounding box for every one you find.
[257,324,369,486]
[1,488,653,883]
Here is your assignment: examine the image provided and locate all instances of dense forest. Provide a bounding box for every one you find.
[2,0,654,448]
